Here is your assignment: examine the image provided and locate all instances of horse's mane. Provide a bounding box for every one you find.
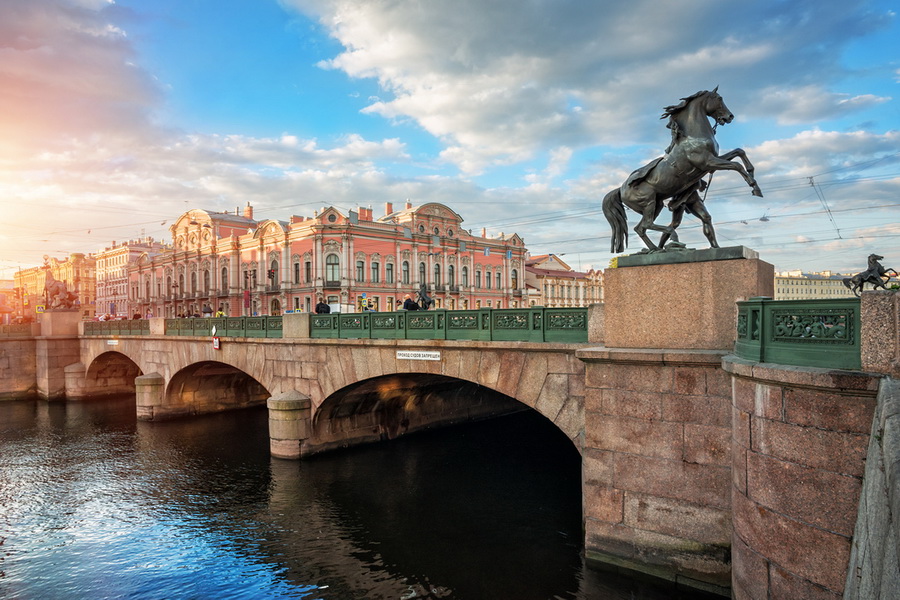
[661,88,715,154]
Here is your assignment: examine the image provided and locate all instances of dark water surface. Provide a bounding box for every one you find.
[0,398,714,599]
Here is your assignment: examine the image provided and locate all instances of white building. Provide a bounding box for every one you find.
[95,238,167,317]
[524,254,603,307]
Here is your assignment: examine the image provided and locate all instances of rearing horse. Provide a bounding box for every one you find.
[603,88,763,253]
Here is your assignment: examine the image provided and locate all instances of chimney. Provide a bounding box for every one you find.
[243,202,253,220]
[384,202,393,217]
[481,228,486,237]
[405,200,412,210]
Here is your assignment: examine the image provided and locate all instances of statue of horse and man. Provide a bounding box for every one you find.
[42,257,79,310]
[603,87,763,253]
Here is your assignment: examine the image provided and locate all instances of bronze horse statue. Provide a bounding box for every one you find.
[842,254,898,296]
[603,88,763,253]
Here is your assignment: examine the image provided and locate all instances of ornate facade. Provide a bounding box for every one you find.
[96,238,167,317]
[129,202,529,317]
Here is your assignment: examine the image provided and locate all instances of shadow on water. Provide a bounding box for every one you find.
[0,398,722,600]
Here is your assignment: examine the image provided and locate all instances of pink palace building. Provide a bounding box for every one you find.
[129,201,529,317]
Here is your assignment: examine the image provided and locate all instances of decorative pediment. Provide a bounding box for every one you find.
[323,239,342,253]
[415,203,464,223]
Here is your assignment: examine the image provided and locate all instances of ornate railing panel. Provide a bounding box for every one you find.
[309,308,588,343]
[735,298,860,369]
[83,320,150,336]
[0,324,34,338]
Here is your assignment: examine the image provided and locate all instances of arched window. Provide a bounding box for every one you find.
[448,264,455,287]
[270,259,278,284]
[496,272,501,289]
[190,272,197,293]
[178,274,185,295]
[386,262,394,284]
[433,263,441,286]
[221,267,228,290]
[371,262,380,283]
[203,270,210,293]
[325,254,340,283]
[419,262,426,284]
[511,269,518,290]
[486,271,491,289]
[475,270,481,288]
[402,261,410,284]
[356,260,365,282]
[462,266,469,287]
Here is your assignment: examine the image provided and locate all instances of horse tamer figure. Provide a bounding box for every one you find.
[603,87,763,253]
[842,254,898,296]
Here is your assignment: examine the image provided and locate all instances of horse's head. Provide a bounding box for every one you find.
[868,253,884,264]
[703,87,733,126]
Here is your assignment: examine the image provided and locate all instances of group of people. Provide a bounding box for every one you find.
[313,292,428,314]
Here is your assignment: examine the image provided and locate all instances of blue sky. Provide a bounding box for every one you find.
[1,0,898,277]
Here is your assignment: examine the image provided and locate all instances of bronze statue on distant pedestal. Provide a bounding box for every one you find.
[416,283,435,310]
[843,254,898,296]
[42,255,79,310]
[603,88,763,253]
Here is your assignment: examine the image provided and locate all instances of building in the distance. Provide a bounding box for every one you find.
[773,270,897,300]
[129,202,530,317]
[524,254,603,307]
[95,238,167,318]
[12,253,96,321]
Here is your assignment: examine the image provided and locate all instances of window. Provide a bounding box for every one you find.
[293,262,300,284]
[221,267,228,290]
[386,263,394,284]
[486,271,491,289]
[371,262,380,283]
[434,263,441,286]
[203,270,210,293]
[462,266,468,287]
[419,262,426,284]
[448,264,455,286]
[511,269,518,289]
[305,261,311,282]
[270,260,278,283]
[402,261,410,284]
[326,255,340,282]
[476,270,481,288]
[496,272,501,289]
[356,260,365,282]
[190,272,197,293]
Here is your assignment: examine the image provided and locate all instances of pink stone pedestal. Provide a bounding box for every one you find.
[603,249,773,350]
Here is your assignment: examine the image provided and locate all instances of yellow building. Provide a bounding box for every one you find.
[773,270,884,300]
[524,254,603,307]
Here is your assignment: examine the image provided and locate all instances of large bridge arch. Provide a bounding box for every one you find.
[291,343,586,456]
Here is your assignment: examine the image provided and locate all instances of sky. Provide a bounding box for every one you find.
[1,0,898,278]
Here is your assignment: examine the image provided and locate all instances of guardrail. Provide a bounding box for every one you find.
[0,324,34,338]
[165,316,283,338]
[734,298,860,370]
[310,307,588,343]
[84,320,151,336]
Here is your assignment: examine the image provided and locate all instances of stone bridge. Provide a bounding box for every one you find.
[74,333,587,458]
[7,249,900,599]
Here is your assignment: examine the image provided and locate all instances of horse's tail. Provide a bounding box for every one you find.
[602,188,628,253]
[842,278,852,289]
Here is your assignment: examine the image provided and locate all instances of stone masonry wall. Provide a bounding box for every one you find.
[843,377,900,599]
[0,338,37,400]
[578,347,733,595]
[723,357,879,599]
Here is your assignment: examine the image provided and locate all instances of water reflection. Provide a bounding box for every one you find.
[0,398,717,599]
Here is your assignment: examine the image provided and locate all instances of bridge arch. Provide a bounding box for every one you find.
[306,373,526,455]
[165,361,270,417]
[65,350,144,400]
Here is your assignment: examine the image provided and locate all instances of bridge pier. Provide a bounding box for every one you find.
[135,372,165,420]
[36,309,82,401]
[267,391,312,459]
[579,247,774,595]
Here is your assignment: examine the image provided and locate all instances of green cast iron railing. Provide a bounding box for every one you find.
[83,320,150,336]
[310,308,588,343]
[734,298,860,370]
[164,316,283,338]
[0,324,34,338]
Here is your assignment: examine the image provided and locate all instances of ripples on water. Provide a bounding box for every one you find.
[0,398,716,599]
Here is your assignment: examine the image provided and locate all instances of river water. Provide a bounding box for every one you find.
[0,398,716,599]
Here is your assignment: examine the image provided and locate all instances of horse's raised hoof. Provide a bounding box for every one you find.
[751,185,763,197]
